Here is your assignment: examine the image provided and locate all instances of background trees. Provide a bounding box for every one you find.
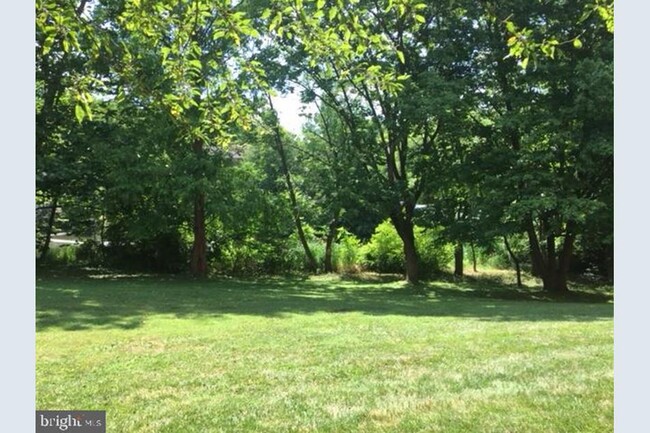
[36,0,613,292]
[461,0,613,292]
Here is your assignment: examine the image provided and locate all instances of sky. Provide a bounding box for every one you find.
[271,91,316,136]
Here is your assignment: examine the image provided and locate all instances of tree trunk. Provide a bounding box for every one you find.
[324,215,338,273]
[39,196,58,259]
[526,218,547,283]
[530,253,543,277]
[454,242,464,276]
[526,217,572,293]
[503,235,522,288]
[552,224,576,293]
[391,215,419,284]
[190,190,208,277]
[470,243,478,272]
[267,94,318,273]
[596,239,613,281]
[190,139,208,277]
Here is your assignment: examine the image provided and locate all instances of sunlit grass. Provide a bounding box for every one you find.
[36,271,613,432]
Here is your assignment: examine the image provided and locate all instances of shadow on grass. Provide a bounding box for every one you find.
[36,269,613,332]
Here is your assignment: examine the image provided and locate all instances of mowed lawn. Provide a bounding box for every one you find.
[36,272,613,433]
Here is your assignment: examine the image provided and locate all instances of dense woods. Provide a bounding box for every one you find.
[36,0,613,292]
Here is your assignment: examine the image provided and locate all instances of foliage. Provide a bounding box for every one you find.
[40,245,79,266]
[34,0,612,289]
[362,220,405,274]
[333,228,363,273]
[502,0,613,69]
[363,220,451,277]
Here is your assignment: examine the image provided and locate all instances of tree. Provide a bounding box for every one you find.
[466,0,613,292]
[300,103,379,272]
[114,0,267,276]
[265,95,318,272]
[263,0,474,283]
[36,0,100,257]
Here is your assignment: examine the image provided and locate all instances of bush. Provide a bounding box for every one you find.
[40,244,78,265]
[361,220,405,273]
[76,239,103,264]
[362,220,453,277]
[211,234,314,276]
[103,232,188,273]
[416,226,453,278]
[480,235,530,270]
[333,228,363,273]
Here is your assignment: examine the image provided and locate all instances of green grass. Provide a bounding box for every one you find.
[36,270,613,433]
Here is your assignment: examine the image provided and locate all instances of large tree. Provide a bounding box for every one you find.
[466,0,613,292]
[262,0,473,283]
[36,0,101,257]
[113,0,267,276]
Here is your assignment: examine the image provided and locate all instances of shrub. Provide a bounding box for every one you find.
[480,235,530,270]
[361,220,405,273]
[333,228,363,273]
[416,226,453,278]
[211,234,314,276]
[75,239,103,264]
[362,220,453,277]
[40,244,78,265]
[102,232,188,273]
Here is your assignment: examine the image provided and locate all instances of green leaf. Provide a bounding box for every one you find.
[520,57,529,70]
[328,6,338,21]
[75,104,85,123]
[414,14,425,23]
[396,50,405,64]
[317,0,325,10]
[270,13,282,31]
[240,26,260,38]
[573,38,583,49]
[42,34,55,55]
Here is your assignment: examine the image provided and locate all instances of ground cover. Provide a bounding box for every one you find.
[36,271,613,432]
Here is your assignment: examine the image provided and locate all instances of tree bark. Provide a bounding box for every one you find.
[324,214,339,273]
[525,217,572,293]
[470,243,478,273]
[454,242,464,276]
[604,245,613,282]
[190,191,208,277]
[39,197,58,259]
[553,223,576,293]
[526,218,546,282]
[530,252,543,277]
[391,215,419,284]
[503,235,522,288]
[190,139,208,277]
[267,95,318,272]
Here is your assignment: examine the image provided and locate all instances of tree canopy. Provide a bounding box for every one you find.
[36,0,613,291]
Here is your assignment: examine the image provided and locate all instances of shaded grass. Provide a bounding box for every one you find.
[36,271,612,432]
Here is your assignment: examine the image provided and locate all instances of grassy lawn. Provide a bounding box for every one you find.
[36,270,613,433]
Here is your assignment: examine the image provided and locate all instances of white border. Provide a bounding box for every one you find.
[0,0,639,431]
[0,0,35,428]
[614,1,648,432]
